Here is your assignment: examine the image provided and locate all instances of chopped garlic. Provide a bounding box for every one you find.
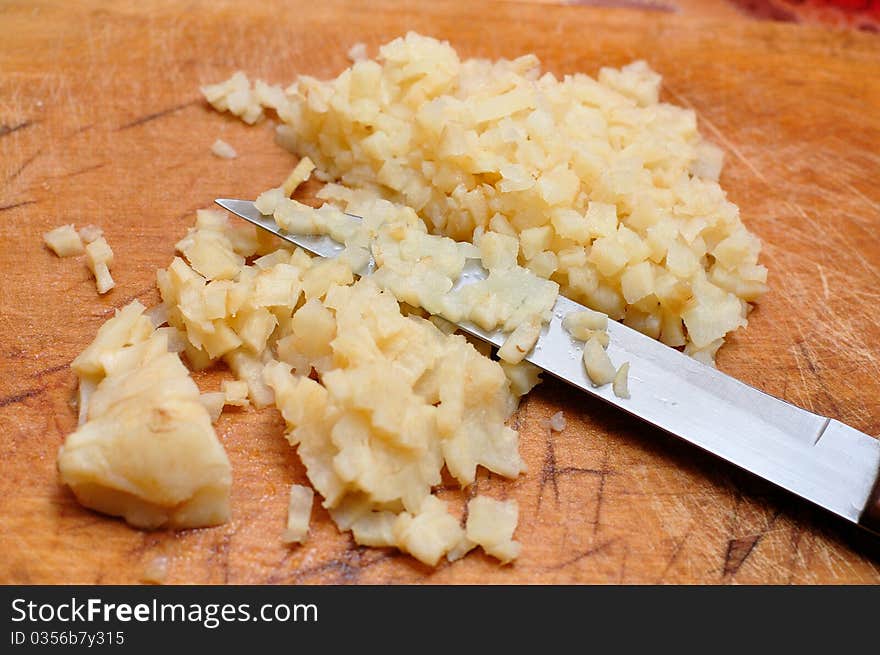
[64,200,538,565]
[199,391,226,422]
[350,511,397,548]
[282,484,314,544]
[446,536,476,562]
[150,210,530,564]
[691,142,725,182]
[78,224,103,244]
[347,42,368,62]
[141,555,169,584]
[200,71,263,124]
[75,377,96,427]
[563,308,609,340]
[58,301,232,529]
[500,360,542,398]
[85,236,114,294]
[145,303,169,328]
[265,277,525,560]
[222,380,250,407]
[613,362,631,399]
[269,188,559,352]
[175,225,243,280]
[306,187,559,336]
[393,496,464,566]
[211,138,238,159]
[549,411,566,432]
[497,317,541,364]
[479,231,519,270]
[221,32,766,362]
[465,496,521,564]
[255,187,287,215]
[281,156,315,196]
[71,301,152,378]
[44,224,84,257]
[224,349,275,408]
[156,326,186,353]
[564,307,610,351]
[582,336,616,387]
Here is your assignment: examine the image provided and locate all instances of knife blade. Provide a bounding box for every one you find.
[216,197,880,535]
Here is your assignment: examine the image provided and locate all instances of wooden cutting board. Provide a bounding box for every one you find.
[1,0,878,584]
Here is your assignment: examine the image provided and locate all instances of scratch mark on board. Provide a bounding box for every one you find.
[116,99,199,131]
[6,149,43,182]
[0,120,35,138]
[785,524,804,584]
[568,0,676,11]
[537,428,560,510]
[618,545,630,584]
[789,344,815,412]
[30,363,69,378]
[0,387,46,408]
[786,200,879,282]
[722,534,760,577]
[657,529,691,583]
[44,162,106,180]
[544,538,617,571]
[840,179,880,217]
[816,264,829,300]
[278,545,398,584]
[206,532,234,584]
[722,510,782,579]
[0,200,37,212]
[592,444,611,536]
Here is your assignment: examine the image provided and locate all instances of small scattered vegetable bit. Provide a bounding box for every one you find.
[582,336,616,387]
[613,362,631,399]
[549,411,566,432]
[282,484,314,544]
[211,138,238,159]
[44,224,84,257]
[141,556,169,584]
[85,236,114,294]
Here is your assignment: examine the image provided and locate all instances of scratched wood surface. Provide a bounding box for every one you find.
[1,0,879,584]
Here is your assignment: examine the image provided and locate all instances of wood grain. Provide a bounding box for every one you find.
[1,0,878,584]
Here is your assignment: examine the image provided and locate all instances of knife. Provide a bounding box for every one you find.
[216,198,880,536]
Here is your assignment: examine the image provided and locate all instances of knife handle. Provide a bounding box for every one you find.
[861,473,880,535]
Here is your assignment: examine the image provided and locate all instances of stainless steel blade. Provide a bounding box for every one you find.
[216,198,880,533]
